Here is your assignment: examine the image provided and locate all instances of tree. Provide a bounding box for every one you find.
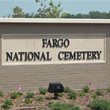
[75,13,83,18]
[61,13,68,18]
[61,11,110,19]
[8,14,11,18]
[25,12,40,18]
[25,12,34,18]
[12,6,25,18]
[36,0,62,18]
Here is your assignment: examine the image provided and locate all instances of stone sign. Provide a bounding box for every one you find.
[2,34,106,65]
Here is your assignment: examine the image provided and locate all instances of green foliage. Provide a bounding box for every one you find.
[12,6,25,18]
[64,86,71,93]
[10,4,110,19]
[4,99,13,105]
[64,86,77,99]
[79,92,86,97]
[17,92,23,96]
[50,102,81,110]
[92,93,97,99]
[25,12,35,18]
[58,93,64,97]
[37,96,44,101]
[96,88,103,96]
[11,92,18,99]
[61,13,68,18]
[61,11,110,19]
[0,91,4,97]
[83,85,90,93]
[11,92,22,99]
[37,0,62,18]
[2,104,10,109]
[88,99,110,110]
[107,87,110,93]
[26,92,35,98]
[68,91,77,100]
[39,87,47,95]
[64,86,73,95]
[89,11,110,19]
[25,98,33,104]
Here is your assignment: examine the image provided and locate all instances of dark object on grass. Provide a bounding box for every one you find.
[48,82,64,99]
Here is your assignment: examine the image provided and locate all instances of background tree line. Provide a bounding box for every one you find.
[2,0,110,19]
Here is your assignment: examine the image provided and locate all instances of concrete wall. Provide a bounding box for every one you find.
[0,23,110,92]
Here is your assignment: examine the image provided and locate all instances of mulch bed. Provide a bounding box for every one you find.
[0,90,110,110]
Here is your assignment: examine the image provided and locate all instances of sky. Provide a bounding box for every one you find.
[0,0,110,17]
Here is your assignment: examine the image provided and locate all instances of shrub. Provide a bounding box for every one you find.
[58,93,64,97]
[4,99,13,105]
[64,86,71,93]
[50,102,81,110]
[25,98,33,104]
[26,92,35,98]
[11,92,18,99]
[39,87,47,95]
[17,92,23,96]
[107,87,110,93]
[83,85,90,93]
[92,93,97,99]
[0,91,4,97]
[88,99,110,110]
[96,88,103,96]
[79,92,86,97]
[68,91,77,100]
[37,96,44,101]
[2,104,10,109]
